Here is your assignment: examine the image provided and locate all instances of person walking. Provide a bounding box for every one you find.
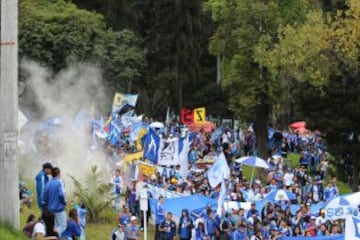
[155,195,166,239]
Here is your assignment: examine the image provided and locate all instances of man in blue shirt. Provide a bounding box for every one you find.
[232,222,248,240]
[204,209,218,240]
[159,212,176,240]
[43,167,67,237]
[35,162,53,212]
[155,195,166,239]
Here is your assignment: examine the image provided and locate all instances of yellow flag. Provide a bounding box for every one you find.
[123,151,143,163]
[138,163,157,177]
[113,93,124,106]
[194,107,206,123]
[136,128,147,151]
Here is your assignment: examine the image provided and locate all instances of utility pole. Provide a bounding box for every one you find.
[0,0,19,229]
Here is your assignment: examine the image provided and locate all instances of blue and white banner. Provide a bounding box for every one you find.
[143,128,161,164]
[279,235,343,240]
[346,215,360,239]
[179,133,191,179]
[129,121,148,142]
[112,93,138,112]
[206,152,230,188]
[158,138,179,166]
[223,201,252,212]
[148,185,189,200]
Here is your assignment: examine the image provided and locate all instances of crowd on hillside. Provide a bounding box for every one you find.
[20,119,347,240]
[111,124,345,240]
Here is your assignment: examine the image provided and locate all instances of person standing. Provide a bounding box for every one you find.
[43,167,67,237]
[159,212,176,240]
[125,216,140,240]
[111,169,123,213]
[155,195,166,239]
[178,209,193,240]
[35,162,53,212]
[112,224,126,240]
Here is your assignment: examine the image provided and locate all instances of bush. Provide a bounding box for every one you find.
[69,166,113,223]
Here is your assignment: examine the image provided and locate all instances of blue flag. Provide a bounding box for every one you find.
[143,128,161,164]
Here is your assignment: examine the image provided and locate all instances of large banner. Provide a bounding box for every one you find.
[279,236,343,240]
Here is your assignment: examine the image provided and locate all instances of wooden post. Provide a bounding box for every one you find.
[0,0,19,229]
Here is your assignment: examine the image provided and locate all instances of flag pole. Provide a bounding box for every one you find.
[250,167,255,187]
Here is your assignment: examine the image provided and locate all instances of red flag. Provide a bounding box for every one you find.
[181,108,194,124]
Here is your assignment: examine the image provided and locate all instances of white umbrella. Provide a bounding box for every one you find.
[324,196,359,220]
[235,156,270,185]
[264,189,297,202]
[149,121,165,128]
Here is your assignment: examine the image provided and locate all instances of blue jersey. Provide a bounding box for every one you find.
[112,176,122,194]
[160,220,176,239]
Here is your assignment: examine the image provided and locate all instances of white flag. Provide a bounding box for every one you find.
[206,152,230,188]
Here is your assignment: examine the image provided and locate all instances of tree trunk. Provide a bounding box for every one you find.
[254,103,270,159]
[351,147,359,191]
[177,58,183,116]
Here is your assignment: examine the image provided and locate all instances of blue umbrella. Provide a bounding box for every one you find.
[265,189,297,202]
[235,156,270,185]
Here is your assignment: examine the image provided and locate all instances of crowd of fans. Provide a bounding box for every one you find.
[21,120,346,240]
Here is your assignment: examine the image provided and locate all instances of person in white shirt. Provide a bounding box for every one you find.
[111,224,126,240]
[315,209,327,227]
[31,218,57,240]
[283,169,294,187]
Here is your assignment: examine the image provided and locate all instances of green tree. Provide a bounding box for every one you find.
[206,0,309,157]
[258,0,360,189]
[130,0,203,117]
[19,0,145,94]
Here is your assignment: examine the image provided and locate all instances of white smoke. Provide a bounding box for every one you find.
[19,59,113,192]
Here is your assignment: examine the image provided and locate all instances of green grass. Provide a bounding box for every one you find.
[16,179,156,240]
[0,224,27,240]
[242,153,352,194]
